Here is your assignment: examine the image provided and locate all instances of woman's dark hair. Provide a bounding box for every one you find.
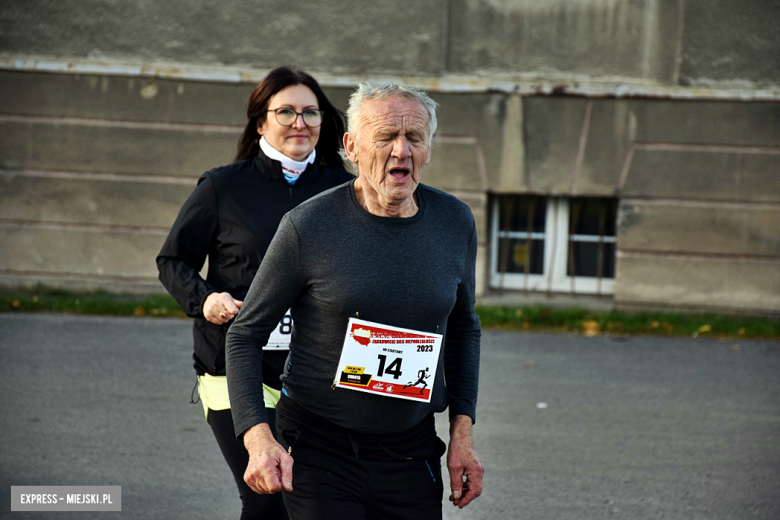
[235,66,347,170]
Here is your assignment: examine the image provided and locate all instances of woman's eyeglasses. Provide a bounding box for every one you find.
[267,108,324,127]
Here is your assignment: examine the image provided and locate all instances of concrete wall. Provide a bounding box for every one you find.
[2,0,779,88]
[521,96,780,315]
[0,71,496,296]
[1,1,779,314]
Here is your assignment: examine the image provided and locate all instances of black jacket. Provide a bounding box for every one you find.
[157,150,354,381]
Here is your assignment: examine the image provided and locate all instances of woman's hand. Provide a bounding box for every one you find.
[203,292,243,325]
[242,423,294,494]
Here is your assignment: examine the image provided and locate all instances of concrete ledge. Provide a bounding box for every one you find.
[0,272,164,295]
[622,147,780,201]
[0,171,192,228]
[478,290,615,312]
[3,57,778,100]
[0,224,165,278]
[0,70,251,126]
[619,200,780,256]
[615,252,780,313]
[631,100,780,147]
[0,117,238,177]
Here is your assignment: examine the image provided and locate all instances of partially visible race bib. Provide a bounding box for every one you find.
[333,318,442,403]
[263,309,293,350]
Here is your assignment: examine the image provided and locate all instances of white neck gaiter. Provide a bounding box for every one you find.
[259,137,317,185]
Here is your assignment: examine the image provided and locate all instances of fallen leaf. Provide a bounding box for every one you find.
[582,320,600,336]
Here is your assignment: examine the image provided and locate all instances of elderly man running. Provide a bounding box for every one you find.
[226,82,483,519]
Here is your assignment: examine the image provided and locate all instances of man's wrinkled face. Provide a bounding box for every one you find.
[345,97,431,209]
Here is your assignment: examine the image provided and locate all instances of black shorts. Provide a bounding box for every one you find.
[276,394,446,520]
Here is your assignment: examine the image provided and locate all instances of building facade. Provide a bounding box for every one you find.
[1,0,778,315]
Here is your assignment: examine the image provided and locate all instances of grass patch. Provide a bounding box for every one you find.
[1,287,186,318]
[475,305,780,339]
[2,288,777,339]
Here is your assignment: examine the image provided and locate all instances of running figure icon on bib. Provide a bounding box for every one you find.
[404,367,431,395]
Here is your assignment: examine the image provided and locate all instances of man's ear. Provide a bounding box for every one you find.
[343,133,358,164]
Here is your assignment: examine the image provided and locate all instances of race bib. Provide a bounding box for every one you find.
[333,318,442,402]
[263,310,293,350]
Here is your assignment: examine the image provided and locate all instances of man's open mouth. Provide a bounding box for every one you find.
[390,167,410,179]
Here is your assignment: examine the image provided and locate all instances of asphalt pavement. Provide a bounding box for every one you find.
[1,313,778,519]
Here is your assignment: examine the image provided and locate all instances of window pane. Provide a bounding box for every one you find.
[569,198,617,236]
[498,195,546,233]
[567,242,615,278]
[497,238,545,275]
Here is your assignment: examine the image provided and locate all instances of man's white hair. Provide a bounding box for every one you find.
[342,82,438,166]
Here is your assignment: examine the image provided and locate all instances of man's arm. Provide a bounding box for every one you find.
[241,423,294,495]
[226,213,304,435]
[446,414,484,509]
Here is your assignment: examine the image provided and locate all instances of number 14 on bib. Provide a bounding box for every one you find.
[333,318,443,403]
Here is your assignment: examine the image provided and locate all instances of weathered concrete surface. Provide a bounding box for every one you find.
[680,0,780,86]
[426,140,487,192]
[0,71,252,125]
[449,0,684,84]
[0,225,164,280]
[576,99,633,196]
[2,0,779,90]
[0,118,240,177]
[0,1,446,76]
[0,172,193,228]
[630,100,780,146]
[433,92,508,191]
[622,148,780,202]
[523,97,780,199]
[0,272,164,294]
[1,314,779,519]
[619,200,780,257]
[523,97,590,194]
[615,253,780,314]
[522,96,635,196]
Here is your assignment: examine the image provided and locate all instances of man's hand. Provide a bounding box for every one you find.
[242,422,294,494]
[447,414,484,508]
[203,292,242,325]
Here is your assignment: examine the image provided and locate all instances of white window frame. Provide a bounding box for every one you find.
[490,197,616,295]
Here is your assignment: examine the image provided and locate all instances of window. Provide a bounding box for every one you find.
[491,196,617,295]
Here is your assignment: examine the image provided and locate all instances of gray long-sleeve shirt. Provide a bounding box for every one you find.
[226,180,481,436]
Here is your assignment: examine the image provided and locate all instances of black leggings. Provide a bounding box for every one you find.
[208,407,289,520]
